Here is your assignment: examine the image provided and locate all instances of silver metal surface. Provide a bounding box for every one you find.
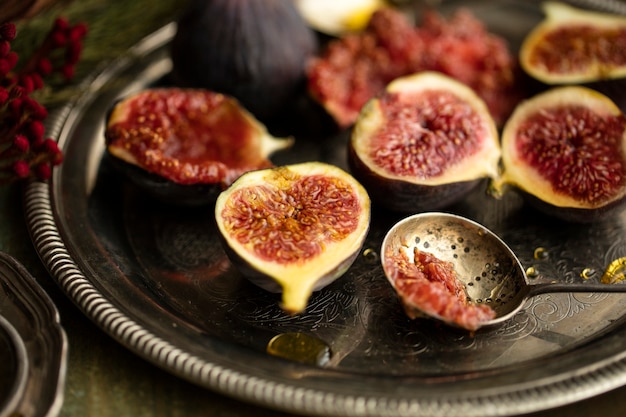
[23,1,626,416]
[382,213,626,329]
[0,253,68,417]
[0,315,28,417]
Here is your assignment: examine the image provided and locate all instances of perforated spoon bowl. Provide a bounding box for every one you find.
[381,212,626,329]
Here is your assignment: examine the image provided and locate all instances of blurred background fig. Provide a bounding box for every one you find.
[348,72,500,213]
[215,162,371,314]
[104,88,293,205]
[170,0,318,123]
[492,86,626,222]
[520,2,626,85]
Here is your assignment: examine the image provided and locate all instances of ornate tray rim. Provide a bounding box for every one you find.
[0,314,28,417]
[22,5,626,417]
[0,252,68,417]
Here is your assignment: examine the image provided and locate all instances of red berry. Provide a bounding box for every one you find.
[8,97,22,116]
[13,135,30,152]
[0,23,16,42]
[0,87,8,105]
[70,24,88,41]
[66,40,82,65]
[61,63,75,80]
[52,152,64,165]
[37,58,53,76]
[22,97,48,119]
[5,51,17,68]
[13,160,30,178]
[11,85,25,97]
[0,59,9,76]
[0,40,10,57]
[34,163,51,180]
[52,31,67,47]
[28,120,45,139]
[19,74,34,93]
[30,73,44,90]
[54,17,69,31]
[30,137,44,149]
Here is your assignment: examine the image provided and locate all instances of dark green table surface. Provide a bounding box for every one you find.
[2,181,626,417]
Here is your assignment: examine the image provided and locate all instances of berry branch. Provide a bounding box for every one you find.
[0,18,87,185]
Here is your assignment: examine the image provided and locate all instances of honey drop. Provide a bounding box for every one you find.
[266,332,331,366]
[526,266,539,278]
[601,257,626,284]
[533,247,549,260]
[362,248,379,263]
[580,267,596,280]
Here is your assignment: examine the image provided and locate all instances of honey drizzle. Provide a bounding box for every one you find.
[601,257,626,284]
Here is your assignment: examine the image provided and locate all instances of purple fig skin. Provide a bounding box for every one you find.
[516,189,626,223]
[219,234,362,295]
[170,0,318,122]
[105,153,223,206]
[347,142,482,213]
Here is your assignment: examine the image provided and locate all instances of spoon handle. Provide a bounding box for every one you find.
[528,281,626,297]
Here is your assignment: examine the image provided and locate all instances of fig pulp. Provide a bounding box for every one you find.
[520,2,626,84]
[105,88,293,205]
[349,72,500,213]
[307,7,522,128]
[215,162,371,314]
[494,86,626,222]
[170,0,318,122]
[383,247,496,332]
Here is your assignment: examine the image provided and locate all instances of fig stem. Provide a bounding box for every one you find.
[487,177,507,200]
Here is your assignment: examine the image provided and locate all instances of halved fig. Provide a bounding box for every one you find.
[493,86,626,222]
[348,72,500,213]
[104,88,293,205]
[520,2,626,84]
[214,162,371,314]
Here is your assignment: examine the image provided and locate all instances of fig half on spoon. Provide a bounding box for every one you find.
[381,213,626,331]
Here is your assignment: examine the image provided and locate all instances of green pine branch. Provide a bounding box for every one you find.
[12,0,190,107]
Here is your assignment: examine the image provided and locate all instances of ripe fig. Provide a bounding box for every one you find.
[348,72,500,213]
[520,2,626,84]
[215,162,371,314]
[105,88,293,205]
[170,0,318,122]
[493,86,626,222]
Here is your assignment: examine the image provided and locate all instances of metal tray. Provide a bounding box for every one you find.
[23,1,626,416]
[0,253,67,417]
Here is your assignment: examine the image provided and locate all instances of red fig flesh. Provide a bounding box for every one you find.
[520,2,626,84]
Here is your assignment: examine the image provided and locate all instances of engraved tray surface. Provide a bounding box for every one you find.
[23,1,626,416]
